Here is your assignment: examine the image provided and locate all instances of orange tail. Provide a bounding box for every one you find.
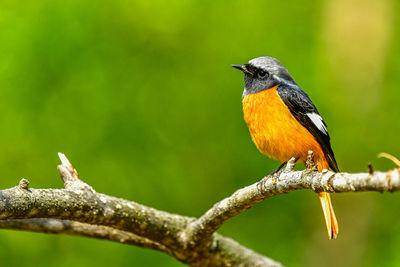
[318,192,339,239]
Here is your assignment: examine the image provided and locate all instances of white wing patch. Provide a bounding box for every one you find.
[307,113,328,135]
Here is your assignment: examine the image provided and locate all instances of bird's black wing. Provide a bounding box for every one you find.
[277,84,339,172]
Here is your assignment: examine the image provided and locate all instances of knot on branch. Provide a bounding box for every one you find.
[285,157,296,172]
[18,178,29,191]
[386,169,400,192]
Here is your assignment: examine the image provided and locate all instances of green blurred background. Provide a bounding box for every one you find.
[0,0,399,266]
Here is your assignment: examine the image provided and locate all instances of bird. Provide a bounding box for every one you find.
[232,56,339,239]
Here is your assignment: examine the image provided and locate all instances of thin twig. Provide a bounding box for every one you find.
[368,162,374,175]
[378,152,400,167]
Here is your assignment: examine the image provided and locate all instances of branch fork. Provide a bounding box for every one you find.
[0,152,399,266]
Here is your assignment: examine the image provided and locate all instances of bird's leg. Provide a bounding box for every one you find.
[257,161,287,194]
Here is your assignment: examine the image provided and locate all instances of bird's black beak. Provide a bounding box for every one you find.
[231,64,253,75]
[231,65,244,71]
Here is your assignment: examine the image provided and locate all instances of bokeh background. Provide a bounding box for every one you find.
[0,0,399,266]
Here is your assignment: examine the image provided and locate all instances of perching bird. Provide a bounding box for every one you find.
[233,56,339,239]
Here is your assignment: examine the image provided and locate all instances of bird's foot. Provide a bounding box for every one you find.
[305,163,319,174]
[257,162,287,195]
[257,174,277,194]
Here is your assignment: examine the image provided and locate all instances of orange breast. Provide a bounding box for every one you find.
[242,86,329,169]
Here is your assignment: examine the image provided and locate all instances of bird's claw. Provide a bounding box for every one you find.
[257,173,278,195]
[305,163,319,173]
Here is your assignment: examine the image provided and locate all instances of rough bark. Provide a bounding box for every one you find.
[0,152,398,266]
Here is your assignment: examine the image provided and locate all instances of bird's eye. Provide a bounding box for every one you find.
[258,70,268,79]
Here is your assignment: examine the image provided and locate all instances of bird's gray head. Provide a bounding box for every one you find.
[232,56,296,97]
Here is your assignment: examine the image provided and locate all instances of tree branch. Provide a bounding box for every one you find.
[180,156,399,247]
[0,153,281,266]
[0,218,170,253]
[0,152,398,266]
